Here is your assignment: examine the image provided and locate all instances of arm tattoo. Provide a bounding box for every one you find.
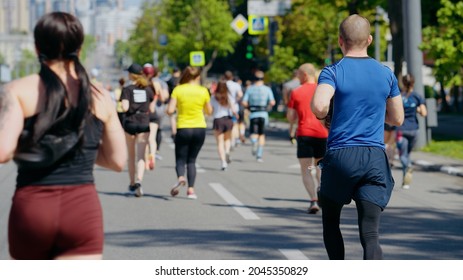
[0,86,13,130]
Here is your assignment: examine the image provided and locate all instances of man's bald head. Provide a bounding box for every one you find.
[339,14,371,51]
[298,63,316,78]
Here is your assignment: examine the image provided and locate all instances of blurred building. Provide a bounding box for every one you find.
[0,0,140,67]
[0,0,29,34]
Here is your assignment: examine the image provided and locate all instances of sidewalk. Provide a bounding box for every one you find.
[411,151,463,178]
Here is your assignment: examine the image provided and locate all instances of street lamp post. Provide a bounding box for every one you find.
[403,0,427,149]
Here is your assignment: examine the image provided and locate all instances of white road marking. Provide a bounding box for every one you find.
[279,249,310,260]
[209,182,260,220]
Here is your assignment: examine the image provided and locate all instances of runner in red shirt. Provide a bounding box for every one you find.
[287,63,328,214]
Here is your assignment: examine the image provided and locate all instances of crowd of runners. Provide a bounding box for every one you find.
[0,12,428,260]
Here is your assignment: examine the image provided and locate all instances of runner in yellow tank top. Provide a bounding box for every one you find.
[171,83,210,128]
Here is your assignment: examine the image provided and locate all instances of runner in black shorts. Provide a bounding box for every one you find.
[312,15,404,259]
[287,63,328,214]
[121,63,154,197]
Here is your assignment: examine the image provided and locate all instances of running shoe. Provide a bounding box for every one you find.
[403,167,413,186]
[221,161,228,171]
[187,189,197,200]
[170,180,186,197]
[129,183,143,197]
[256,157,264,163]
[402,184,410,190]
[155,152,163,160]
[308,201,320,214]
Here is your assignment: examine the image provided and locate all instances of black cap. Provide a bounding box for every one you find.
[127,63,143,75]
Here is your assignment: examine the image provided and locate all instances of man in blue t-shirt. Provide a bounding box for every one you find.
[311,14,404,260]
[242,70,275,162]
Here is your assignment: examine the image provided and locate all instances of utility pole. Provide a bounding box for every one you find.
[403,0,427,149]
[375,6,381,61]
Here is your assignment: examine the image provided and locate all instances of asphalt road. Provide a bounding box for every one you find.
[0,120,462,260]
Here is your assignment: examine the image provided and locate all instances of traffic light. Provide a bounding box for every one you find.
[246,44,254,59]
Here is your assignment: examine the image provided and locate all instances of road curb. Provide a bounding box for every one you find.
[413,159,463,178]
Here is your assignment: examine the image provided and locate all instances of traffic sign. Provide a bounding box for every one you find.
[190,51,205,66]
[231,14,248,35]
[248,15,268,35]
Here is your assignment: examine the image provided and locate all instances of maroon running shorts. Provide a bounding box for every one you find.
[8,184,104,259]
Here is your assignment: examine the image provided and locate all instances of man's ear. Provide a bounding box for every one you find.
[367,35,373,46]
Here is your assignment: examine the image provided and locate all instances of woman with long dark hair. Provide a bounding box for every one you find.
[211,79,238,170]
[166,66,212,199]
[0,12,127,259]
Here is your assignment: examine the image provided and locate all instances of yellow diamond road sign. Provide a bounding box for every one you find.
[231,14,248,35]
[190,51,205,67]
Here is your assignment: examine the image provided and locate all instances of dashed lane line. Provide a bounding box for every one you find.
[279,249,310,260]
[209,182,260,220]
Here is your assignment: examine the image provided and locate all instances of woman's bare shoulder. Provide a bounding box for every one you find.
[4,74,40,93]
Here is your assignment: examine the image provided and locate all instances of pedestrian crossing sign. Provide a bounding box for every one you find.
[248,15,268,35]
[190,51,205,67]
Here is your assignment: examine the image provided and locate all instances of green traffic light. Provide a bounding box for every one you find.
[246,53,253,59]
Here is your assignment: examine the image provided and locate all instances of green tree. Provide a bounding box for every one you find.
[421,0,463,112]
[128,0,240,76]
[127,2,158,66]
[13,49,39,78]
[266,46,298,83]
[81,35,96,64]
[114,39,131,68]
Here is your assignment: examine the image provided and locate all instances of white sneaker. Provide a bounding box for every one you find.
[256,157,264,163]
[221,161,228,171]
[402,184,410,190]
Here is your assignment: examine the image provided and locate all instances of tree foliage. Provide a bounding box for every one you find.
[81,35,96,65]
[266,0,384,83]
[266,46,299,83]
[421,0,463,87]
[127,0,240,73]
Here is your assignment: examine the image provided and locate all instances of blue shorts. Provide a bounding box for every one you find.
[319,146,394,210]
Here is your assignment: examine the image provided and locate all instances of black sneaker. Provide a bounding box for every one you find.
[129,183,143,197]
[307,201,320,214]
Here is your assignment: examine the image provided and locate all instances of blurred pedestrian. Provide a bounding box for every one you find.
[224,70,243,147]
[167,67,181,140]
[114,77,126,126]
[121,63,155,197]
[396,73,427,189]
[211,79,238,170]
[283,70,301,144]
[143,63,169,170]
[242,70,275,162]
[384,123,397,167]
[287,63,328,214]
[167,66,212,199]
[312,14,404,259]
[0,12,127,259]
